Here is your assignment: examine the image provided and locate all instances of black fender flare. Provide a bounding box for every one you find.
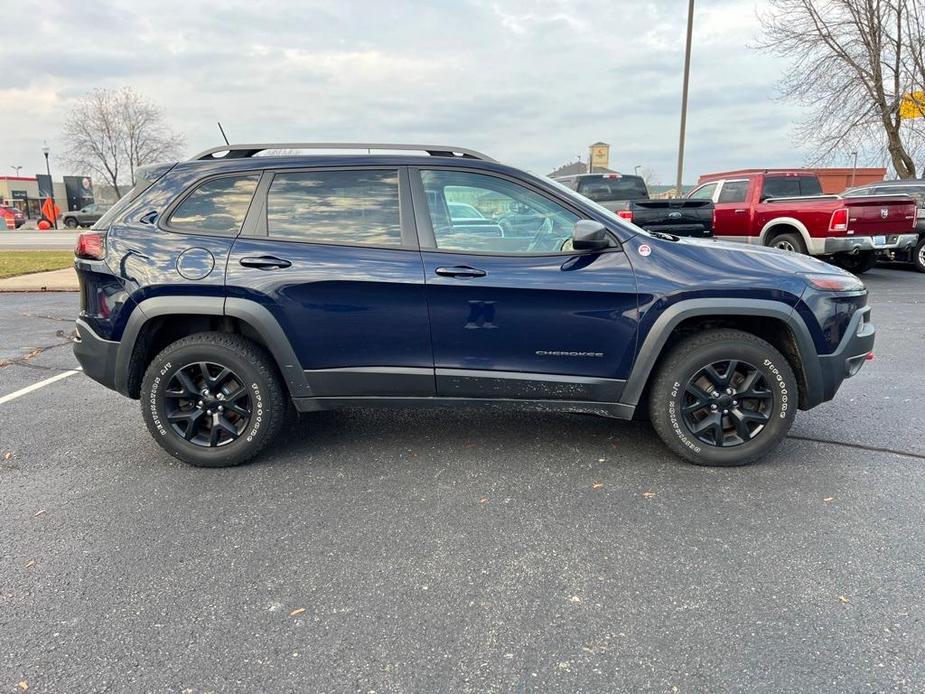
[113,296,309,398]
[620,298,823,409]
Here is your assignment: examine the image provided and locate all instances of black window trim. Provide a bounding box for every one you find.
[252,165,419,251]
[408,166,621,258]
[716,178,750,204]
[158,171,263,238]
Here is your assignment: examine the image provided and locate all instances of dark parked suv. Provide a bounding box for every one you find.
[73,143,875,468]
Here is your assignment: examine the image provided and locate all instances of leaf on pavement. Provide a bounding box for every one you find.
[642,490,656,498]
[33,510,46,517]
[823,497,834,502]
[17,682,28,691]
[25,560,36,569]
[3,452,11,461]
[289,608,306,617]
[838,595,849,604]
[479,498,489,504]
[592,481,604,490]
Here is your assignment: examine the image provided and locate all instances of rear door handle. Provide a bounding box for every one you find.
[435,266,486,278]
[239,256,292,270]
[734,209,747,213]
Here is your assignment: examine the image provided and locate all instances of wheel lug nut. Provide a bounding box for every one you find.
[710,404,717,410]
[723,409,728,415]
[732,400,738,406]
[218,405,224,412]
[197,400,203,407]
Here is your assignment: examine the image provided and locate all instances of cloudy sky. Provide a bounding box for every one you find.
[1,0,826,185]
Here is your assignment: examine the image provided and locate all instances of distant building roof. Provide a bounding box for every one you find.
[590,141,609,146]
[547,161,617,178]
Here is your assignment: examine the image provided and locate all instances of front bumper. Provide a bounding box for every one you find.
[815,305,875,404]
[822,233,918,254]
[73,318,119,391]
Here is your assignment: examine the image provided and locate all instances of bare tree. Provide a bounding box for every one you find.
[640,166,661,187]
[757,0,925,178]
[62,88,184,197]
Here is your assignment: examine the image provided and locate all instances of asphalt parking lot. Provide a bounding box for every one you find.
[1,267,924,693]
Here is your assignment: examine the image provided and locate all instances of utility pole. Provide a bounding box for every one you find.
[10,165,22,177]
[850,151,858,186]
[675,0,695,197]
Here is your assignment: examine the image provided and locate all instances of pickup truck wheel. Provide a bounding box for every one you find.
[648,329,797,467]
[833,250,877,275]
[913,237,925,273]
[140,332,286,468]
[768,232,806,254]
[63,217,78,229]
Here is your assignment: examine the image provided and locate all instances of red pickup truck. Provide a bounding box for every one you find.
[689,171,918,273]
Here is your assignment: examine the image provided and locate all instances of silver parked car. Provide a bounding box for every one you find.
[62,203,112,229]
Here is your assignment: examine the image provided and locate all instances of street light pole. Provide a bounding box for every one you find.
[634,165,641,176]
[41,143,58,229]
[675,0,695,197]
[850,151,858,186]
[10,165,22,177]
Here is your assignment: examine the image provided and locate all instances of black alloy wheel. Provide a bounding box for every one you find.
[164,361,252,447]
[681,359,772,447]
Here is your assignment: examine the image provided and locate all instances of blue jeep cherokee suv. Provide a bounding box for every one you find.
[73,143,875,468]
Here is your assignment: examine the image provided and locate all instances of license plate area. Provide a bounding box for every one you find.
[873,235,886,246]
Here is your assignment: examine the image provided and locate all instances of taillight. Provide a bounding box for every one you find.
[75,232,106,260]
[829,208,849,232]
[617,210,633,221]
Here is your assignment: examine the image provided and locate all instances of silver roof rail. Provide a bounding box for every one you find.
[189,142,497,163]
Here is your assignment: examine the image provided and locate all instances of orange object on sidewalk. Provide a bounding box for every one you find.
[40,198,60,226]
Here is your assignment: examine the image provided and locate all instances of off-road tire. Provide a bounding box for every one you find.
[140,332,286,467]
[833,250,877,274]
[768,232,807,255]
[648,329,798,467]
[913,237,925,273]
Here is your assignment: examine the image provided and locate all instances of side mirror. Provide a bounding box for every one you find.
[572,220,610,251]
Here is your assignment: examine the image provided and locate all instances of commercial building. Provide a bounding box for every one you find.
[0,175,118,219]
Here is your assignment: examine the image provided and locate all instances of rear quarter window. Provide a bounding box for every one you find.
[167,175,259,236]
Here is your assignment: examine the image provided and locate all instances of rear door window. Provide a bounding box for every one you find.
[266,170,402,247]
[717,180,749,203]
[168,175,259,235]
[762,176,822,199]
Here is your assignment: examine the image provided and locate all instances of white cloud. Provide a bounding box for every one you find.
[0,0,817,185]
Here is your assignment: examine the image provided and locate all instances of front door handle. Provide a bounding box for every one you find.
[734,209,747,213]
[240,256,292,270]
[435,266,486,278]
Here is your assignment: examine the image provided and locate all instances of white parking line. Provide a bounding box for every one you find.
[0,369,82,405]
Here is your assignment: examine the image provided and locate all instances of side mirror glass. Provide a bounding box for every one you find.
[572,220,610,251]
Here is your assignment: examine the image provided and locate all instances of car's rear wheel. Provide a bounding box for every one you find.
[768,232,806,255]
[140,332,286,467]
[913,237,925,273]
[63,217,78,229]
[833,250,877,274]
[648,329,797,466]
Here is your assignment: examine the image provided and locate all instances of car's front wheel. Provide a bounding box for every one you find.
[140,332,286,467]
[63,217,78,229]
[648,329,797,466]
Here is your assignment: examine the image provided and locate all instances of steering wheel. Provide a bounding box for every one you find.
[526,216,555,252]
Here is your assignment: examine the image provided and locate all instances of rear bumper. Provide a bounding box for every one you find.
[820,233,918,254]
[812,306,875,406]
[73,318,119,392]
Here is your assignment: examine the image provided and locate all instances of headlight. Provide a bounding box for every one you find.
[802,273,866,292]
